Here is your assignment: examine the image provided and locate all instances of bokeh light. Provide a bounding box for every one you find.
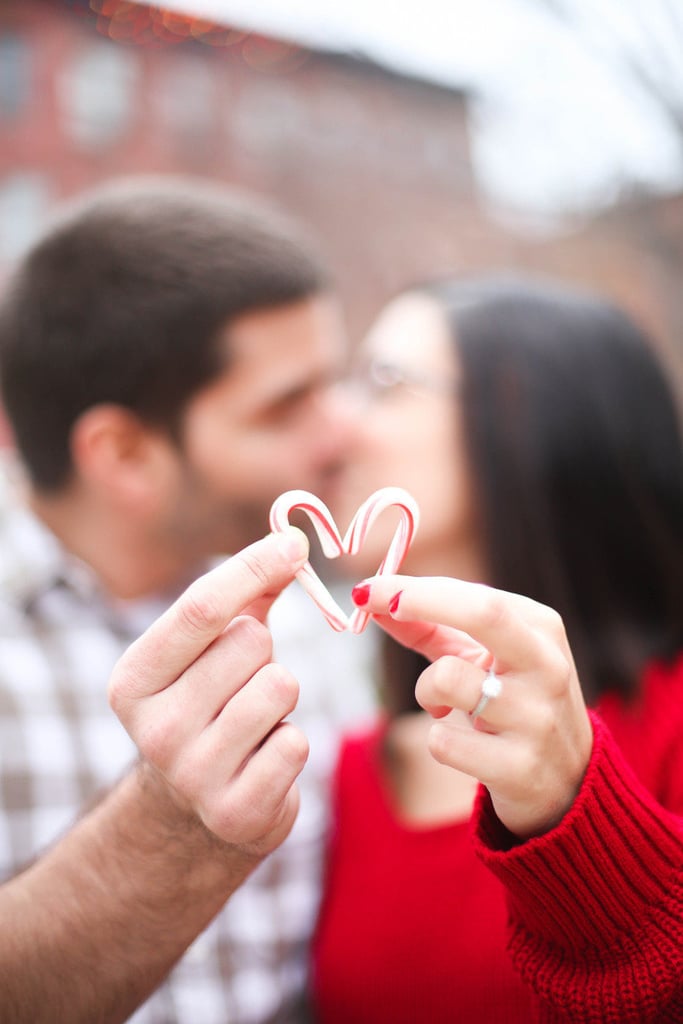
[62,0,308,71]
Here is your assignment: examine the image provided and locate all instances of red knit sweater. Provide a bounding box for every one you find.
[312,654,683,1023]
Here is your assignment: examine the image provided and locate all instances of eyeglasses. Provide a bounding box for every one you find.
[345,358,456,400]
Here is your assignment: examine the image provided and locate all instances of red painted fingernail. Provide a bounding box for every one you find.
[351,583,371,606]
[388,590,403,615]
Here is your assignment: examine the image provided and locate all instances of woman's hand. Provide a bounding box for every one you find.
[352,575,594,839]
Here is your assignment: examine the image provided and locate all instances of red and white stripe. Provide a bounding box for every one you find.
[269,487,420,633]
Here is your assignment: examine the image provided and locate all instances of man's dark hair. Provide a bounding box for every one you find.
[0,176,329,491]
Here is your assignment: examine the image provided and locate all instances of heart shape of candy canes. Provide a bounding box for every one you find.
[269,487,420,633]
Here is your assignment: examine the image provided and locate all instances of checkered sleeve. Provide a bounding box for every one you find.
[0,539,376,1022]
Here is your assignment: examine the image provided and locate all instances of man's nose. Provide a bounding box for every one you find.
[314,379,365,454]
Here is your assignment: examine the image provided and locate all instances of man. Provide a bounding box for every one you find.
[0,177,374,1022]
[0,526,312,1022]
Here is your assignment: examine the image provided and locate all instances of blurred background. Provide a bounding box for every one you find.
[2,0,683,381]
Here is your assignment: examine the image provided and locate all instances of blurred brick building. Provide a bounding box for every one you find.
[0,0,483,337]
[1,0,682,389]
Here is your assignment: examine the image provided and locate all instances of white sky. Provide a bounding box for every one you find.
[151,0,683,223]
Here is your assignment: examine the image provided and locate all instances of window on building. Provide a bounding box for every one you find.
[0,173,52,264]
[153,54,215,149]
[231,81,305,157]
[57,42,139,149]
[0,34,31,119]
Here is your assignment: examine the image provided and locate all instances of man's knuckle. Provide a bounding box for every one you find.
[107,663,126,712]
[179,585,226,635]
[228,616,273,665]
[136,709,182,770]
[273,723,309,771]
[208,794,257,844]
[107,644,148,710]
[258,663,300,713]
[236,549,271,591]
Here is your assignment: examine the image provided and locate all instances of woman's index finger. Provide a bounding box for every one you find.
[359,574,548,672]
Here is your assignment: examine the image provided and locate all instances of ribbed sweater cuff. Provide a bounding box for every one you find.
[472,711,683,951]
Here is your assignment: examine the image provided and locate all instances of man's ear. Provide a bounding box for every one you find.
[70,404,171,506]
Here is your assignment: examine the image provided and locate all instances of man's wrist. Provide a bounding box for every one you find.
[0,763,266,1024]
[123,760,265,889]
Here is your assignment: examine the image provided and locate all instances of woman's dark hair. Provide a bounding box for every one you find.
[0,176,329,492]
[382,274,683,709]
[447,275,682,702]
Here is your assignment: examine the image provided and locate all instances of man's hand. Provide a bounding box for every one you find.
[0,529,312,1024]
[109,527,311,857]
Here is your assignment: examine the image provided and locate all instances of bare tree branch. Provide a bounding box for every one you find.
[519,0,683,141]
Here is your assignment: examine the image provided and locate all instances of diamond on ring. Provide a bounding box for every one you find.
[470,668,503,721]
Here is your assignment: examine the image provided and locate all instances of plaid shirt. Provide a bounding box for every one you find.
[0,462,376,1023]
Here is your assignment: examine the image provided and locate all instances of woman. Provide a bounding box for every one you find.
[311,276,683,1022]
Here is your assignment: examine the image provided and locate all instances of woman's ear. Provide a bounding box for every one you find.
[70,404,171,507]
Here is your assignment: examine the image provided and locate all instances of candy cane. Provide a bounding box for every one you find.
[269,487,419,633]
